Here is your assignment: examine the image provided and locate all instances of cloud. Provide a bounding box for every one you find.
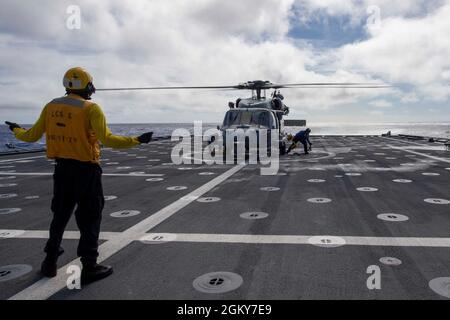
[369,110,384,116]
[0,0,448,124]
[400,93,420,103]
[292,0,444,23]
[336,2,450,101]
[370,100,392,108]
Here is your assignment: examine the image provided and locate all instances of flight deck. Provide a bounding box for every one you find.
[1,135,450,300]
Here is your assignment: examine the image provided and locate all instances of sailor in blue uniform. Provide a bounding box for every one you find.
[286,128,312,155]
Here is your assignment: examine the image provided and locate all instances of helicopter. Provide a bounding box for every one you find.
[97,80,389,158]
[219,80,296,156]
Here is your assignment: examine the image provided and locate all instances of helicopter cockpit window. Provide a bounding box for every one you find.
[223,110,240,126]
[223,110,276,129]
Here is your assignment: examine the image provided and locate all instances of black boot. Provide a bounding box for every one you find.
[81,264,113,285]
[41,258,57,277]
[40,247,65,278]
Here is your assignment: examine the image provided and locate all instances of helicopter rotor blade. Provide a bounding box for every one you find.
[268,83,391,89]
[276,85,392,89]
[96,82,392,92]
[96,85,240,91]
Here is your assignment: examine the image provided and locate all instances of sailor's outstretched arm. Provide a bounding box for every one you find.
[10,106,47,143]
[89,104,140,149]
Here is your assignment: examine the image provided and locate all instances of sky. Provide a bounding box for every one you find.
[0,0,449,124]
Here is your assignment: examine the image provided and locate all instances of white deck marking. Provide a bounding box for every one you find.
[0,156,46,163]
[382,137,428,147]
[388,147,450,164]
[0,230,119,241]
[8,164,245,300]
[141,233,450,248]
[5,229,450,248]
[383,137,450,164]
[0,172,165,177]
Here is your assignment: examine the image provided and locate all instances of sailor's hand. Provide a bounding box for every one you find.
[137,131,153,144]
[5,121,21,132]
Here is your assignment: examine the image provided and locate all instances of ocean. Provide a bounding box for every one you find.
[0,123,218,153]
[1,122,449,153]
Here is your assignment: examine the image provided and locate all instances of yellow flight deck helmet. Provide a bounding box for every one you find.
[63,67,96,99]
[63,67,93,90]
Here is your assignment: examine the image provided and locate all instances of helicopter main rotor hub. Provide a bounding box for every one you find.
[237,80,273,99]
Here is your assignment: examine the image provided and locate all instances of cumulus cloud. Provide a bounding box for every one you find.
[0,0,448,124]
[336,2,450,101]
[292,0,445,25]
[370,100,392,108]
[400,93,420,103]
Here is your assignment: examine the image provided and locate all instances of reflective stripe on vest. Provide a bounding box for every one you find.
[50,97,85,108]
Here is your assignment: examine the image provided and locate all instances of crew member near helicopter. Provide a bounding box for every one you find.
[6,67,154,285]
[286,128,312,155]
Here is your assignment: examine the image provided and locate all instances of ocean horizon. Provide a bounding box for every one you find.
[1,122,449,153]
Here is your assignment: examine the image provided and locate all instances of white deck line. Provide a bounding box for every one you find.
[0,155,46,163]
[388,146,450,164]
[4,229,450,248]
[0,172,165,177]
[382,137,450,164]
[8,164,245,300]
[141,233,450,248]
[382,137,431,147]
[0,230,120,241]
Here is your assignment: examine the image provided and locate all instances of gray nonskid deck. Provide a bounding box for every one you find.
[1,136,450,299]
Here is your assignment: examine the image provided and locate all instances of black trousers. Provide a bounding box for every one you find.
[45,159,104,267]
[287,139,308,154]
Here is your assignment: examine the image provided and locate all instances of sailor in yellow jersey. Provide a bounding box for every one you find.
[6,67,153,284]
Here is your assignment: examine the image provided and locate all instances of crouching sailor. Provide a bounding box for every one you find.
[6,67,154,284]
[286,128,312,155]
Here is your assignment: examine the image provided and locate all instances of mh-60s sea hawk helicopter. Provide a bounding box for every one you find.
[97,80,389,157]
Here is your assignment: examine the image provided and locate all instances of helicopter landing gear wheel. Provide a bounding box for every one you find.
[279,141,286,156]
